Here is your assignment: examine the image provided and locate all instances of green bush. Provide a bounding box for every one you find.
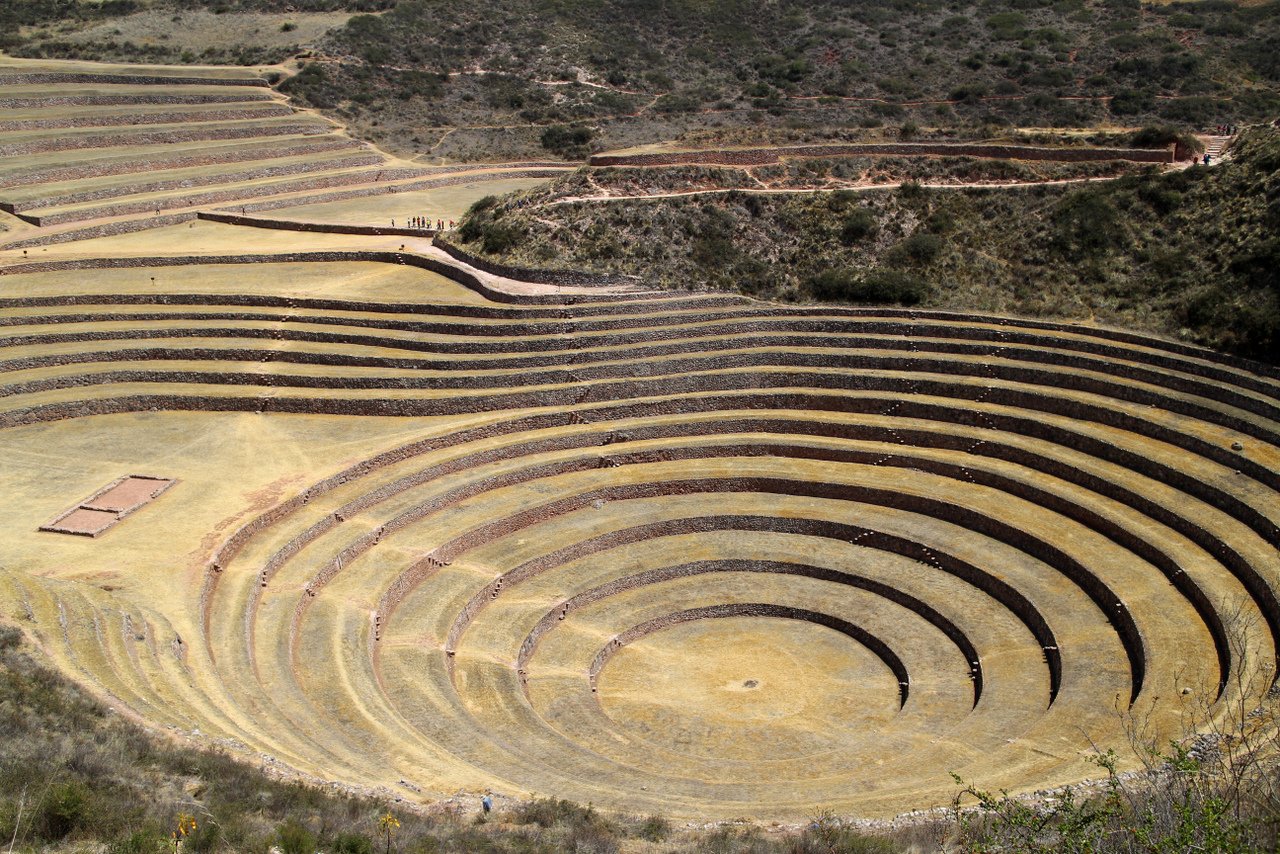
[540,125,595,159]
[889,232,945,265]
[986,11,1028,39]
[479,221,524,254]
[1053,189,1123,257]
[276,818,316,854]
[1109,88,1155,115]
[331,832,374,854]
[1130,125,1200,155]
[808,269,931,305]
[109,827,169,854]
[840,209,879,244]
[32,780,94,841]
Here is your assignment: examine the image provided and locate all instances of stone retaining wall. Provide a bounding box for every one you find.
[433,237,640,288]
[435,501,1071,694]
[5,338,1275,440]
[219,169,568,216]
[589,142,1175,167]
[0,120,329,158]
[0,137,360,190]
[587,601,913,705]
[178,384,1276,684]
[0,250,616,305]
[0,72,267,86]
[197,211,435,237]
[4,310,1276,452]
[1,153,384,213]
[520,557,979,702]
[0,213,199,250]
[0,104,293,133]
[0,91,277,109]
[21,167,432,226]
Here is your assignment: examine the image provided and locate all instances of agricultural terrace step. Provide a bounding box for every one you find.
[4,333,1276,440]
[0,292,746,319]
[0,153,385,212]
[0,118,332,157]
[0,104,295,132]
[0,255,1271,378]
[0,136,365,189]
[0,251,645,304]
[0,90,278,109]
[216,169,571,216]
[0,212,199,250]
[2,360,1279,515]
[2,348,1277,468]
[198,392,1274,812]
[4,315,1277,427]
[0,72,267,86]
[196,211,436,238]
[18,167,438,226]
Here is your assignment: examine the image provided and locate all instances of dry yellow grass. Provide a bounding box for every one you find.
[2,240,1277,819]
[1,57,1279,824]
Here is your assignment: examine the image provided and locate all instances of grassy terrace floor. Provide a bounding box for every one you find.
[1,235,1278,819]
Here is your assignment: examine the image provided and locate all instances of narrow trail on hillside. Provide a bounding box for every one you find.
[533,174,1137,208]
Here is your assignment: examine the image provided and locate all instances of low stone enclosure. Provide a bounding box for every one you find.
[2,248,1278,819]
[588,141,1176,167]
[41,475,175,537]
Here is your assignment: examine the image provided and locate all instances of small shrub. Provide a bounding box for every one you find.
[540,125,594,159]
[332,832,374,854]
[109,828,168,854]
[637,814,670,841]
[478,221,524,254]
[32,780,93,841]
[513,797,597,828]
[840,208,879,244]
[925,207,956,234]
[794,811,899,853]
[276,818,316,854]
[808,269,931,305]
[897,181,925,201]
[1053,189,1123,257]
[888,232,945,265]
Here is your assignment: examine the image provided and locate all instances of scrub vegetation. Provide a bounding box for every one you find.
[455,125,1280,361]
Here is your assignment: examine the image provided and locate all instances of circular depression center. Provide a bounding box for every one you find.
[595,615,902,761]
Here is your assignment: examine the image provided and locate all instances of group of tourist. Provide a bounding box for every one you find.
[1215,124,1238,136]
[391,216,454,231]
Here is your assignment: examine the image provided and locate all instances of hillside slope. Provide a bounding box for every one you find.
[453,126,1280,361]
[279,0,1280,156]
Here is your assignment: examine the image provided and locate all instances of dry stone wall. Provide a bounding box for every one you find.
[589,142,1175,167]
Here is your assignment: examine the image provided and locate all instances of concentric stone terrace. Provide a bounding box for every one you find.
[1,253,1278,819]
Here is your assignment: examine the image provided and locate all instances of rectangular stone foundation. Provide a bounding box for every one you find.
[41,475,175,537]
